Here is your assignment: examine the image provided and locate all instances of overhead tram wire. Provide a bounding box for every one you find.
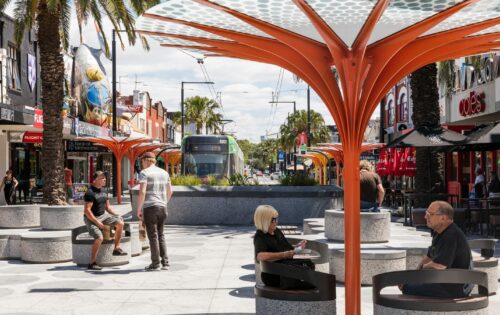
[266,68,285,138]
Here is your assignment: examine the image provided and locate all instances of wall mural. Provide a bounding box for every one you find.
[72,45,111,127]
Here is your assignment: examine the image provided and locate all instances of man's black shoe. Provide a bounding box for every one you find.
[88,262,103,270]
[145,264,161,271]
[161,259,170,268]
[112,248,127,256]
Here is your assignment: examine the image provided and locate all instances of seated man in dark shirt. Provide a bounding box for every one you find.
[83,171,127,270]
[401,201,473,298]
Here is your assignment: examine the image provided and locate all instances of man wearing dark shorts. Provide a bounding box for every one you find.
[83,171,127,270]
[136,152,173,271]
[400,201,473,298]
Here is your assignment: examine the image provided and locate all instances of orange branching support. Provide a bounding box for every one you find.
[139,0,500,312]
[127,143,170,180]
[160,150,181,175]
[83,137,151,204]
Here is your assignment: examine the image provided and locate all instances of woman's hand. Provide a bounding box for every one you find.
[281,250,294,259]
[294,240,307,249]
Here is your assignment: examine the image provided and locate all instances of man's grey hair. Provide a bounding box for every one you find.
[431,201,454,221]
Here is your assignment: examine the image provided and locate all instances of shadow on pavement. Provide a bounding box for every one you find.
[228,286,254,299]
[240,263,254,271]
[238,274,255,282]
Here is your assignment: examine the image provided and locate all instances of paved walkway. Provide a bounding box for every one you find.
[0,203,498,314]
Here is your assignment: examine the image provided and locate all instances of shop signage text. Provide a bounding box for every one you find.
[34,109,43,128]
[67,141,108,153]
[23,132,43,143]
[459,91,486,117]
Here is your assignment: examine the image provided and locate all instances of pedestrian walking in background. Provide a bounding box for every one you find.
[136,152,173,271]
[64,166,73,204]
[488,171,500,198]
[0,170,18,205]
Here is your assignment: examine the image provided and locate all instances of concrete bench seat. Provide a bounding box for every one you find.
[21,230,72,263]
[468,239,498,295]
[303,218,324,235]
[0,205,40,228]
[40,206,84,230]
[332,249,406,285]
[255,261,336,315]
[71,226,132,267]
[0,229,25,259]
[325,209,391,243]
[373,269,489,314]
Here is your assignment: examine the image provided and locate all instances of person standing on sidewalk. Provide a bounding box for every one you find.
[136,152,173,271]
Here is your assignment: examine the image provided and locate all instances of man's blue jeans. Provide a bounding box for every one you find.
[360,200,379,212]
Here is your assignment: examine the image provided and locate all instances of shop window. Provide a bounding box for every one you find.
[0,22,3,48]
[387,99,394,126]
[7,44,22,91]
[399,93,408,121]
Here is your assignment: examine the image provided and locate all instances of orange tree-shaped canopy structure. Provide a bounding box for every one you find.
[83,137,151,204]
[137,1,500,312]
[127,143,172,180]
[160,149,182,175]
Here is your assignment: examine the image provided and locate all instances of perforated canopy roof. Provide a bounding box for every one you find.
[137,0,500,51]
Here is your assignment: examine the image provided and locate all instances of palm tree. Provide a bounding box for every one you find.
[279,110,330,148]
[183,96,222,134]
[410,63,443,206]
[0,0,158,204]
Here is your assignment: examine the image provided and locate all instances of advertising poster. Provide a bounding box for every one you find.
[27,53,36,91]
[72,45,111,128]
[72,183,89,204]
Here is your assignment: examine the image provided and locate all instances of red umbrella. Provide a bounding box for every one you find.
[405,148,417,177]
[376,148,388,176]
[398,148,408,176]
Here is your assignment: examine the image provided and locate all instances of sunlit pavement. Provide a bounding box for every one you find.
[0,203,498,314]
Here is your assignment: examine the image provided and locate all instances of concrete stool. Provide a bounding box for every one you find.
[71,226,131,267]
[325,209,391,243]
[303,218,324,235]
[469,239,498,295]
[0,205,40,228]
[373,269,489,315]
[255,261,336,315]
[0,230,23,260]
[331,249,406,285]
[21,231,72,263]
[40,206,83,230]
[126,222,142,256]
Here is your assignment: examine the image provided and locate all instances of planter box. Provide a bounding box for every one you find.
[130,186,343,225]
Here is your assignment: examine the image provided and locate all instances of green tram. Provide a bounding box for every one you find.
[182,135,244,178]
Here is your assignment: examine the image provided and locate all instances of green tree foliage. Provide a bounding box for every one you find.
[279,110,330,151]
[183,96,222,134]
[0,0,158,204]
[237,139,255,163]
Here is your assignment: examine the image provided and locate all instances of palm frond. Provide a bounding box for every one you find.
[74,0,91,43]
[128,0,159,15]
[59,0,71,50]
[140,35,150,51]
[0,0,14,14]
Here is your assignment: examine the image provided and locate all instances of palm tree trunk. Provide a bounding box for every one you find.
[37,0,66,205]
[411,63,444,207]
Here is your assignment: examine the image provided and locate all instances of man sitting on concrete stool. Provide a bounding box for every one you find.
[83,171,127,270]
[400,201,473,298]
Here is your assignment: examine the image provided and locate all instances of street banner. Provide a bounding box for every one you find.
[297,132,307,145]
[129,90,143,113]
[278,150,285,162]
[34,109,43,128]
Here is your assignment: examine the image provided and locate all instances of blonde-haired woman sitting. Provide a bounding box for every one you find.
[253,205,312,288]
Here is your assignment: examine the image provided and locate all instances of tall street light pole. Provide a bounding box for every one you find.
[180,81,214,174]
[269,101,297,173]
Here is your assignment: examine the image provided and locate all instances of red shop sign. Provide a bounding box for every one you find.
[34,109,43,128]
[23,132,43,143]
[459,91,486,117]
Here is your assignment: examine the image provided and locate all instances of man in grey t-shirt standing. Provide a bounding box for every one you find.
[136,151,173,271]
